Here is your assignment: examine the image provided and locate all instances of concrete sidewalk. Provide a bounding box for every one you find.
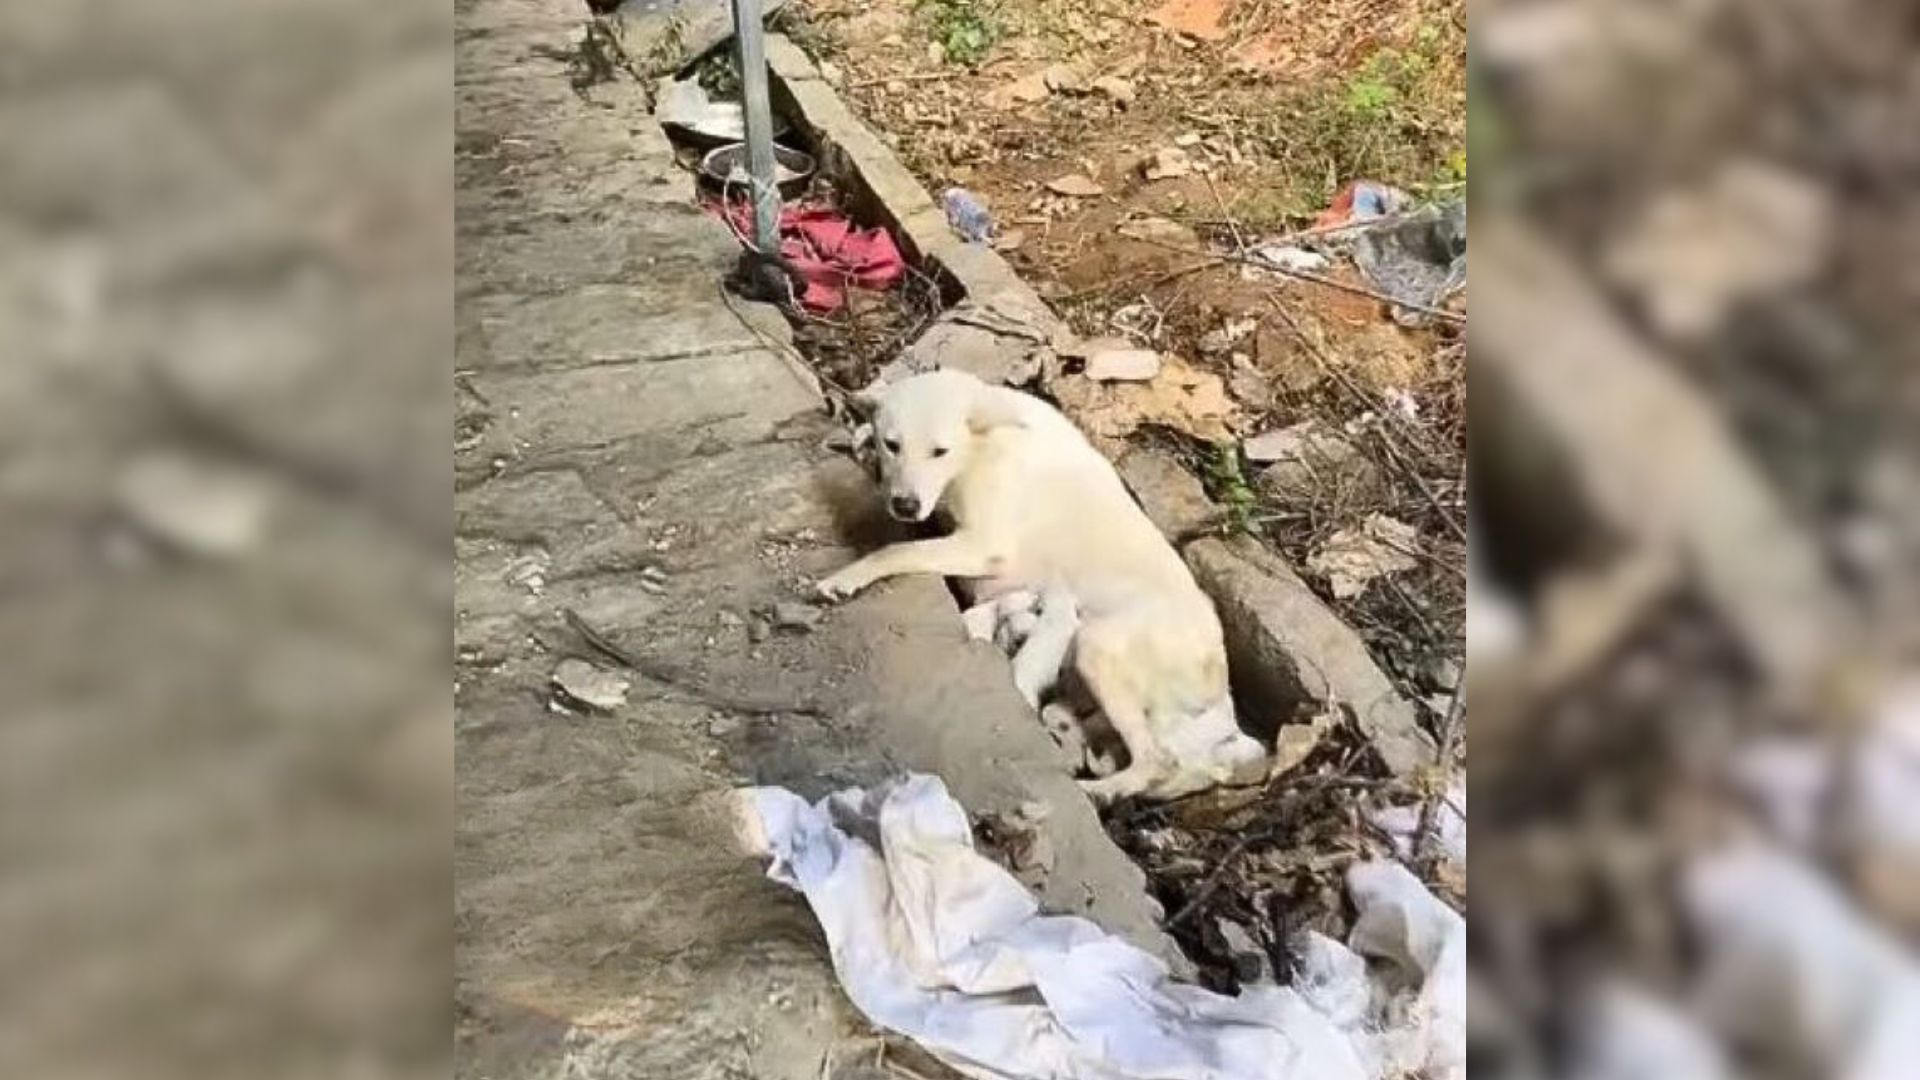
[454,2,1173,1076]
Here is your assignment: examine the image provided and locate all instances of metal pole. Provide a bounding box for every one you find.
[729,0,781,256]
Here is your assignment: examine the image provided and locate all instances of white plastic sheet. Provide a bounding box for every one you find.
[747,774,1462,1080]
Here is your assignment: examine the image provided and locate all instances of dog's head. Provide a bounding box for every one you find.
[853,370,1025,523]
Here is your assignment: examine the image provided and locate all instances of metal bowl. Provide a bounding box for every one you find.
[698,143,816,200]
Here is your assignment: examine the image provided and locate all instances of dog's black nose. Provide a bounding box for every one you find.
[888,494,920,519]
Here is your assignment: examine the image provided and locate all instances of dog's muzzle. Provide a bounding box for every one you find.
[888,494,922,521]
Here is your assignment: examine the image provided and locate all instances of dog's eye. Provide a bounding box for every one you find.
[930,447,950,458]
[882,438,901,455]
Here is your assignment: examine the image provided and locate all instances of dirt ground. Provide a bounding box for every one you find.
[755,0,1469,987]
[775,0,1467,673]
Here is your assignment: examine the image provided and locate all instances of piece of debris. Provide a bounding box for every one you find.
[504,553,548,596]
[1268,711,1335,779]
[1307,513,1421,599]
[551,658,631,711]
[1173,131,1204,148]
[1370,778,1466,865]
[1353,200,1466,327]
[1092,75,1137,106]
[993,228,1027,252]
[1313,180,1410,229]
[1197,318,1256,356]
[770,601,824,633]
[1085,346,1162,382]
[707,201,906,313]
[656,76,791,146]
[1147,0,1232,42]
[1143,147,1194,181]
[943,187,995,243]
[115,451,271,559]
[1046,174,1106,198]
[1251,244,1332,274]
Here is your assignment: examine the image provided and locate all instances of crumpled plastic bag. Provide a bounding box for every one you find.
[1352,200,1466,327]
[745,774,1464,1080]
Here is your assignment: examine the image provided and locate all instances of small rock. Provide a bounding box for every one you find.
[1041,63,1086,93]
[1251,244,1331,274]
[116,452,271,559]
[1092,75,1137,106]
[747,618,770,644]
[552,658,631,711]
[990,70,1053,108]
[708,714,741,738]
[1143,147,1194,181]
[1116,216,1198,245]
[1085,346,1162,382]
[1173,131,1204,148]
[1046,174,1106,198]
[1215,919,1274,984]
[770,601,824,632]
[1117,448,1217,538]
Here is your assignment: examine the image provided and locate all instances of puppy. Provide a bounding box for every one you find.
[818,369,1266,801]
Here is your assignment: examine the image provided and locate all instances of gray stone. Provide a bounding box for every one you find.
[1216,918,1273,984]
[1187,536,1435,776]
[1117,448,1217,539]
[551,658,631,711]
[769,601,824,632]
[116,452,272,558]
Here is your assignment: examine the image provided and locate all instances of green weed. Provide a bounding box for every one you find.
[917,0,1001,67]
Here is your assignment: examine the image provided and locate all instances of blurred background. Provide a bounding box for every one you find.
[1471,0,1920,1078]
[0,2,450,1077]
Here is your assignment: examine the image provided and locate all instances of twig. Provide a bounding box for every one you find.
[1414,682,1465,871]
[1265,299,1468,544]
[1131,236,1465,325]
[1165,828,1267,929]
[848,71,958,89]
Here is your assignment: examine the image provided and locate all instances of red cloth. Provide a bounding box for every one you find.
[706,200,906,313]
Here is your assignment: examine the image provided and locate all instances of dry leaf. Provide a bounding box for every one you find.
[1047,174,1106,198]
[1050,355,1239,450]
[1306,513,1420,598]
[1268,711,1336,779]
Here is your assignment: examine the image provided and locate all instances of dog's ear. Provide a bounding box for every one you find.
[967,389,1028,435]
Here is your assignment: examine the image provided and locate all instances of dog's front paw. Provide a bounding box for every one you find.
[814,570,867,602]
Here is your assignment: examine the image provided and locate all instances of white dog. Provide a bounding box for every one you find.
[818,370,1267,801]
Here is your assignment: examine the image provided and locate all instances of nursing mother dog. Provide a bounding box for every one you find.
[816,369,1268,801]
